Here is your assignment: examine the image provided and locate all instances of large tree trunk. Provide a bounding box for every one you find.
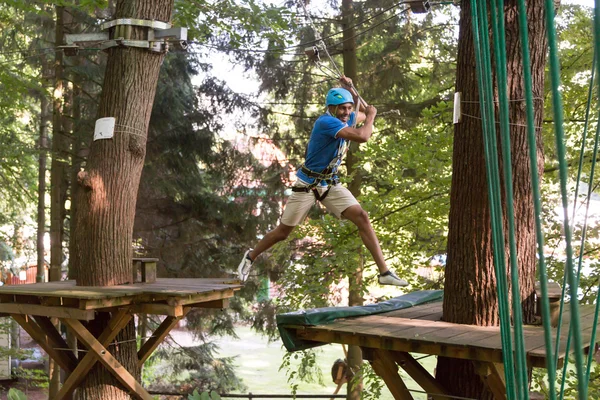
[341,1,364,399]
[435,1,547,398]
[70,0,174,398]
[50,6,70,397]
[37,92,49,284]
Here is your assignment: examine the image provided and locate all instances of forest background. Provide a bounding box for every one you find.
[0,0,599,397]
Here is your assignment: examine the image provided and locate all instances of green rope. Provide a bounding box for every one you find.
[488,1,529,397]
[554,49,596,374]
[514,0,557,397]
[581,121,600,388]
[544,0,587,397]
[469,1,517,397]
[558,50,598,400]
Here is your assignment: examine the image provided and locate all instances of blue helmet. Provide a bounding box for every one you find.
[326,88,354,107]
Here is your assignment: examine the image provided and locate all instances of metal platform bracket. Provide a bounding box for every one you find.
[60,17,187,56]
[408,0,431,14]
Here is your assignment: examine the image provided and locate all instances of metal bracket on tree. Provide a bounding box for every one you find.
[407,0,431,14]
[59,17,188,56]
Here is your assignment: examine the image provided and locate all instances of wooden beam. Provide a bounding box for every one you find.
[3,303,94,320]
[56,309,132,400]
[183,298,229,311]
[33,316,79,367]
[171,289,236,306]
[137,315,183,368]
[369,348,414,400]
[11,314,77,373]
[130,303,183,316]
[389,351,449,400]
[473,361,506,400]
[62,318,153,400]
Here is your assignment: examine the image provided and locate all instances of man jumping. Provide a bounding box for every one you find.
[238,76,408,287]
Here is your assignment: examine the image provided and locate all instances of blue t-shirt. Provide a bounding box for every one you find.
[296,112,356,186]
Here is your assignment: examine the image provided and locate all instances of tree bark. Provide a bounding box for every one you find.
[435,1,547,398]
[50,6,71,397]
[70,0,174,398]
[341,1,364,399]
[37,92,49,283]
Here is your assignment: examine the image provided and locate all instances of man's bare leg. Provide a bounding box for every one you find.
[341,205,387,273]
[249,223,295,261]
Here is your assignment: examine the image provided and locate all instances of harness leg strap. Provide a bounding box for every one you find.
[312,187,331,202]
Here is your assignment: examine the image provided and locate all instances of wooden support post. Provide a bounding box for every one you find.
[369,348,414,400]
[56,309,132,400]
[132,258,158,283]
[11,314,77,373]
[473,361,506,400]
[137,314,183,367]
[62,318,153,400]
[390,351,450,400]
[33,316,79,366]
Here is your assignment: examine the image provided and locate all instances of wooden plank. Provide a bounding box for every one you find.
[169,289,237,306]
[131,303,183,316]
[473,361,506,400]
[11,314,77,373]
[138,311,189,367]
[389,351,449,400]
[62,318,153,400]
[56,309,132,400]
[295,327,504,364]
[385,303,443,319]
[2,303,94,320]
[33,316,78,367]
[370,348,414,399]
[183,298,229,311]
[0,278,241,299]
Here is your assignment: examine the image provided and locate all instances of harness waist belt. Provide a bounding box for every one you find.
[301,165,334,180]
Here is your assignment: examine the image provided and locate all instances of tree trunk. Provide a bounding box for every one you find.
[341,1,364,399]
[50,6,70,397]
[435,1,547,398]
[37,93,50,283]
[70,0,174,398]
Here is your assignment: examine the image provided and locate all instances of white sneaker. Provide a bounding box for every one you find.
[238,250,254,282]
[378,270,408,287]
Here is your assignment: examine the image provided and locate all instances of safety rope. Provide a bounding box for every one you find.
[515,0,557,397]
[469,1,519,398]
[488,1,529,397]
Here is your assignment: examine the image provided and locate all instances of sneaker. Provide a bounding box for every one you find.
[378,270,408,287]
[238,250,254,282]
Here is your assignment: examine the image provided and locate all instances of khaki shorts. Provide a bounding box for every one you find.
[280,183,360,226]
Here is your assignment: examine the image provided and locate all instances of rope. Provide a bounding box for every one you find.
[488,1,529,397]
[545,0,587,395]
[469,1,518,398]
[296,0,368,112]
[515,0,557,397]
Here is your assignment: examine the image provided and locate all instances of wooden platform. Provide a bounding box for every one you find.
[284,301,599,399]
[289,301,597,369]
[0,278,240,320]
[0,278,241,400]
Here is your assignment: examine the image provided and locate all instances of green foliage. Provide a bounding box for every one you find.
[188,388,221,400]
[173,0,297,48]
[13,367,48,390]
[7,388,27,400]
[144,339,245,393]
[280,349,324,396]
